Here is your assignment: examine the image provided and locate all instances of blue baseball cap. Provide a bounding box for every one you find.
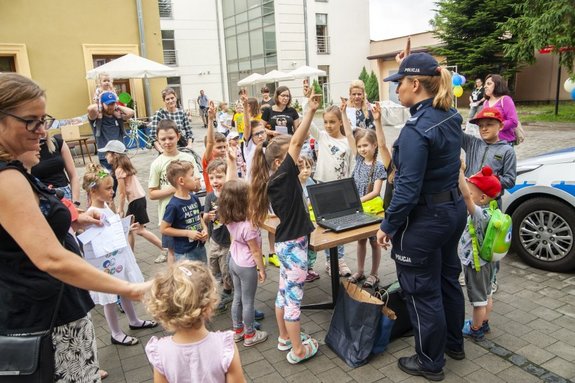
[383,53,440,82]
[100,91,118,105]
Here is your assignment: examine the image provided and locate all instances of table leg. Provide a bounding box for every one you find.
[301,246,339,310]
[83,140,93,163]
[79,140,86,165]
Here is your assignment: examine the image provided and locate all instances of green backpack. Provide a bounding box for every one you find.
[468,200,513,271]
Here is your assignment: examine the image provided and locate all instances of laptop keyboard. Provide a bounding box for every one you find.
[327,214,378,227]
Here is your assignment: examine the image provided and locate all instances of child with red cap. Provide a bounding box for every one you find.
[457,165,502,341]
[462,106,517,293]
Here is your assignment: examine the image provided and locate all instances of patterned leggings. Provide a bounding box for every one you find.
[275,235,308,322]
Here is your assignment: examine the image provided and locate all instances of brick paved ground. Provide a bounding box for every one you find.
[76,117,575,382]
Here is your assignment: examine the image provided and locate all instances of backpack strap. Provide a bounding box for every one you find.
[468,220,482,272]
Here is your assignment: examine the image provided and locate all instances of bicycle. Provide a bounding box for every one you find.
[124,118,153,156]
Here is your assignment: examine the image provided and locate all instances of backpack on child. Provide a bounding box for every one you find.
[468,200,512,271]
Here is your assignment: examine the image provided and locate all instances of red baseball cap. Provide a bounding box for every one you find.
[469,107,504,125]
[468,166,502,198]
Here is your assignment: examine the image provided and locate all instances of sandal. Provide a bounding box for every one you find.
[347,272,365,284]
[129,320,158,330]
[277,332,311,351]
[363,274,380,288]
[110,334,139,346]
[286,338,319,364]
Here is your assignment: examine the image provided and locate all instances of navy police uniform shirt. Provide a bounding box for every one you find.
[380,98,463,237]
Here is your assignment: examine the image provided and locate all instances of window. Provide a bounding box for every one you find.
[316,13,329,54]
[161,30,177,66]
[0,56,15,72]
[158,0,173,18]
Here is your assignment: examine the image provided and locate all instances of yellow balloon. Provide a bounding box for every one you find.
[453,86,463,97]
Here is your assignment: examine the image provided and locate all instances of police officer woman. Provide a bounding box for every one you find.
[376,53,467,381]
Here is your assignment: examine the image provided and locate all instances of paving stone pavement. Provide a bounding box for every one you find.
[76,116,575,382]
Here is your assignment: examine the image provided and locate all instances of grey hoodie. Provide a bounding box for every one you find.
[462,133,517,190]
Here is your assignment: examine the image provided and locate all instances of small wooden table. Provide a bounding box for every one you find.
[262,215,383,310]
[65,136,94,165]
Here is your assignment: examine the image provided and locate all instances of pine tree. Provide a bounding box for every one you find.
[366,71,379,102]
[358,66,369,85]
[430,0,520,81]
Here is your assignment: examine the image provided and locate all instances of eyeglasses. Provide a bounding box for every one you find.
[0,110,56,132]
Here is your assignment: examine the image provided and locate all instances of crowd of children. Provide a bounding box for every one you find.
[69,71,518,381]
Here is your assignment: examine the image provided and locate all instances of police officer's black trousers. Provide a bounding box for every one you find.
[391,197,467,372]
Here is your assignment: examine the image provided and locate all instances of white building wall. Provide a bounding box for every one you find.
[160,0,226,112]
[307,0,372,104]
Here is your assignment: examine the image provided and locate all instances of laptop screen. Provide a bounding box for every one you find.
[308,178,362,219]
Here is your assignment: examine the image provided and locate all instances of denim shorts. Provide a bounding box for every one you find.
[175,246,207,263]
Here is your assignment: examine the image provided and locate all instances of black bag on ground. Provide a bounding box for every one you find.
[376,281,412,340]
[0,284,64,382]
[325,281,383,368]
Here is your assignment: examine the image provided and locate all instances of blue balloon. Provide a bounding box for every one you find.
[571,88,575,100]
[452,73,462,86]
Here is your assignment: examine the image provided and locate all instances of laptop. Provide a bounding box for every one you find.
[307,178,383,232]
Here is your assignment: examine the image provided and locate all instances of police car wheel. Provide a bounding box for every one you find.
[511,197,575,272]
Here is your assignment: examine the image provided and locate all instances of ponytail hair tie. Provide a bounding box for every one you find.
[435,66,442,74]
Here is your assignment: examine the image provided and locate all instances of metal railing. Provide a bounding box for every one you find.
[163,49,177,66]
[317,35,330,54]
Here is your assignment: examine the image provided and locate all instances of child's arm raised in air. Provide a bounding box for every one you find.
[372,102,392,169]
[226,147,238,181]
[458,162,475,215]
[240,90,252,140]
[340,97,357,157]
[204,101,217,160]
[288,90,321,161]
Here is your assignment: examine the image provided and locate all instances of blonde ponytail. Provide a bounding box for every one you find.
[432,67,453,111]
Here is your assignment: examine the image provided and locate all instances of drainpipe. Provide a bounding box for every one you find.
[215,0,227,101]
[136,0,153,117]
[303,0,309,65]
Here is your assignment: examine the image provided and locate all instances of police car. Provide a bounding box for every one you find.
[502,147,575,272]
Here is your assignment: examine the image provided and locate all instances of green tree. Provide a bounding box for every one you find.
[366,71,379,102]
[502,0,575,76]
[430,0,520,82]
[312,79,324,106]
[359,66,369,85]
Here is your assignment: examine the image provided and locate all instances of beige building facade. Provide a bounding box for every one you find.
[0,0,167,120]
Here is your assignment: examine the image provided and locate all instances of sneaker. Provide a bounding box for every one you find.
[254,321,262,330]
[233,328,244,343]
[491,280,498,294]
[481,320,491,334]
[458,272,466,286]
[216,292,234,312]
[254,310,265,321]
[268,253,281,268]
[305,270,320,282]
[338,259,351,277]
[462,319,485,341]
[154,251,168,264]
[243,330,268,347]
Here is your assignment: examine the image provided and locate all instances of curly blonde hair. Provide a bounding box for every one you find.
[145,261,219,332]
[82,163,112,192]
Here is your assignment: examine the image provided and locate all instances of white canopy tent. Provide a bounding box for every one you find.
[85,53,177,79]
[237,73,263,86]
[253,69,295,84]
[288,65,326,79]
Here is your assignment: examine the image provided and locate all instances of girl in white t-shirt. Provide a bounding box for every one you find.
[310,105,353,276]
[219,151,267,346]
[101,140,164,259]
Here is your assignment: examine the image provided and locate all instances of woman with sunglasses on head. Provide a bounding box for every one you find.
[0,73,148,382]
[149,87,195,154]
[376,51,467,381]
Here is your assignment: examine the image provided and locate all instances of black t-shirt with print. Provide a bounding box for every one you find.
[268,154,314,242]
[262,107,300,135]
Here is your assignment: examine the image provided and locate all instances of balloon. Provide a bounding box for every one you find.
[118,92,132,104]
[571,88,575,100]
[564,78,575,93]
[460,75,466,85]
[452,73,462,86]
[453,85,464,97]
